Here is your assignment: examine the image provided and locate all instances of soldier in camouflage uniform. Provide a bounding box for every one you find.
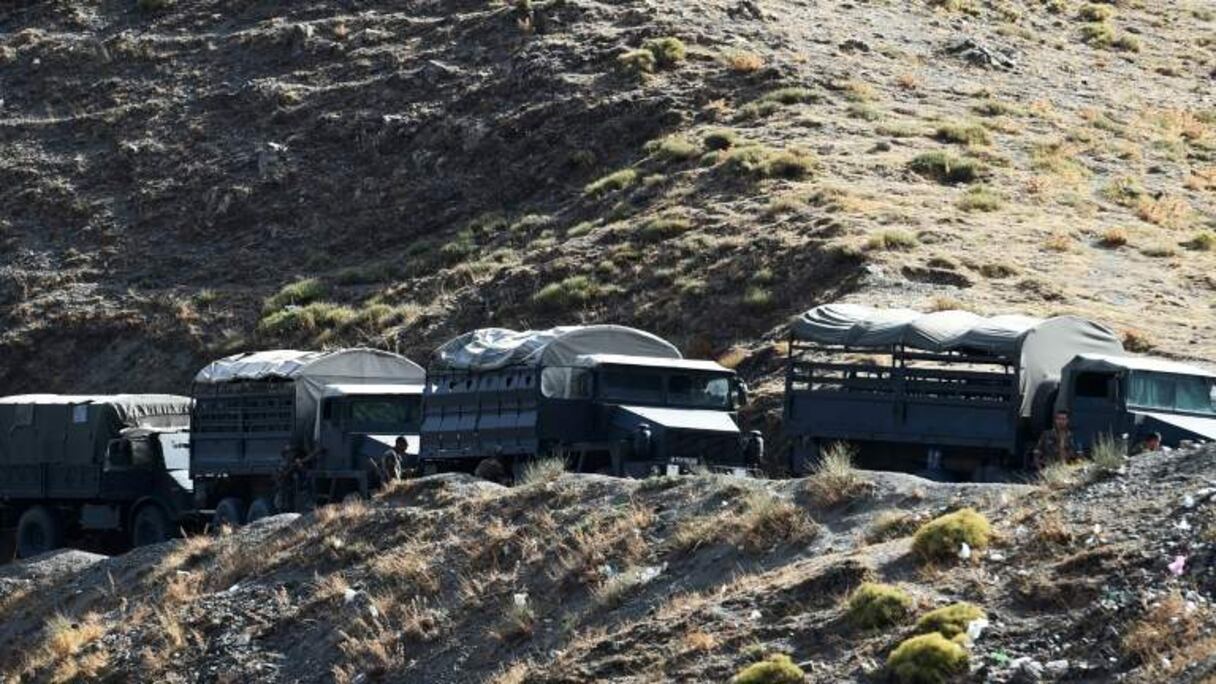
[1031,409,1082,469]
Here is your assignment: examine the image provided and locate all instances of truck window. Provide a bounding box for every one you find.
[541,367,593,399]
[159,433,190,471]
[1128,372,1216,416]
[600,371,664,404]
[1074,372,1115,399]
[668,374,732,409]
[130,438,157,468]
[347,398,418,430]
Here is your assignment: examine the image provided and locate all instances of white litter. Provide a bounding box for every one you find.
[966,617,989,642]
[1177,518,1192,532]
[1183,495,1196,509]
[513,592,529,608]
[749,609,762,621]
[959,542,972,561]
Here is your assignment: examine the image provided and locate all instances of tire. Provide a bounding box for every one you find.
[212,497,246,529]
[17,506,62,559]
[246,497,276,523]
[131,504,172,548]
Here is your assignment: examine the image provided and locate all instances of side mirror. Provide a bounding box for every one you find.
[105,439,131,468]
[734,380,750,409]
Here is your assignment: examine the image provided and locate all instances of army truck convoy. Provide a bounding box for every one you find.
[2,310,1214,560]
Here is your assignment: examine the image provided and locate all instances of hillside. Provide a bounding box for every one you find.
[3,444,1216,682]
[1,0,1214,396]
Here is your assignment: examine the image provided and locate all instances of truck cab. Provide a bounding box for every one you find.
[315,385,423,487]
[102,428,195,544]
[1059,354,1216,451]
[422,326,762,479]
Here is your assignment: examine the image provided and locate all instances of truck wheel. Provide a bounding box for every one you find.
[131,504,172,548]
[213,497,246,529]
[247,497,276,523]
[16,506,62,559]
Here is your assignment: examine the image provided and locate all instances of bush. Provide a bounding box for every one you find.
[257,302,356,335]
[1186,232,1216,251]
[957,186,1003,212]
[847,583,914,629]
[866,229,918,251]
[1121,329,1154,352]
[724,50,764,73]
[1111,34,1141,52]
[806,442,870,507]
[264,278,326,312]
[934,123,990,146]
[761,87,818,105]
[1090,432,1126,473]
[911,508,990,562]
[742,286,773,312]
[1080,22,1115,46]
[643,37,687,67]
[720,146,815,180]
[704,129,742,151]
[732,653,805,684]
[908,152,984,184]
[532,276,614,309]
[887,633,968,684]
[618,49,656,73]
[585,168,639,195]
[646,136,699,161]
[639,216,692,242]
[914,603,986,639]
[1077,4,1114,21]
[1099,227,1129,248]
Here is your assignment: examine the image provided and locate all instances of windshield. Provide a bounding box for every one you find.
[159,432,191,471]
[347,397,421,431]
[1128,372,1216,416]
[599,368,732,409]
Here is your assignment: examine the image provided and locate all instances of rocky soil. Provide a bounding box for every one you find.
[3,444,1216,683]
[1,0,1214,400]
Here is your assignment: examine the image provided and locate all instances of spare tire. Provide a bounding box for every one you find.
[17,506,62,559]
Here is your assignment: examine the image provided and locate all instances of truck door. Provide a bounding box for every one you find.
[1069,370,1124,451]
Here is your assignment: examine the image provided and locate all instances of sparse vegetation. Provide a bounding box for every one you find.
[720,145,815,180]
[1090,433,1126,474]
[264,278,326,313]
[867,229,919,251]
[914,603,986,640]
[908,152,984,184]
[887,633,969,684]
[724,50,765,73]
[1099,227,1129,248]
[957,186,1003,212]
[642,37,687,67]
[532,276,617,310]
[639,216,693,242]
[911,508,991,562]
[934,122,991,146]
[1121,329,1154,352]
[585,168,639,195]
[806,442,871,507]
[1077,4,1114,21]
[704,129,742,150]
[847,583,914,629]
[646,136,699,161]
[517,456,566,486]
[732,653,805,684]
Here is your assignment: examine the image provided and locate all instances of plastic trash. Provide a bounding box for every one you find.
[959,542,972,561]
[966,617,989,642]
[749,609,762,621]
[1168,555,1187,576]
[1177,518,1192,532]
[513,592,529,608]
[1183,495,1196,509]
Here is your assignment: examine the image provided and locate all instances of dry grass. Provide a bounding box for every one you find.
[517,456,566,486]
[866,511,926,544]
[371,547,440,594]
[1099,227,1129,247]
[1121,329,1155,353]
[1136,195,1192,229]
[682,629,718,653]
[673,489,817,553]
[805,442,872,507]
[1123,592,1206,664]
[1037,461,1083,489]
[723,50,764,72]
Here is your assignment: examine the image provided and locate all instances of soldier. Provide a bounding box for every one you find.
[1032,410,1082,469]
[1133,431,1163,455]
[380,436,412,482]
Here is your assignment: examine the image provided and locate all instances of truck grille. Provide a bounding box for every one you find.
[665,429,742,466]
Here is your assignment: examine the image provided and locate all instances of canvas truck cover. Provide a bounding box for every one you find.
[193,349,425,443]
[791,304,1123,416]
[433,325,682,371]
[0,394,191,466]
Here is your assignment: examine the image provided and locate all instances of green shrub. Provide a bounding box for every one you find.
[646,136,699,161]
[761,87,818,105]
[736,101,783,120]
[618,49,656,73]
[731,653,805,684]
[1090,432,1126,473]
[914,603,986,639]
[1111,34,1141,52]
[911,508,990,562]
[643,37,687,67]
[704,129,742,150]
[742,286,773,311]
[957,186,1003,212]
[258,302,356,335]
[264,278,326,313]
[866,229,918,251]
[1077,3,1114,21]
[1080,22,1115,46]
[585,168,639,195]
[934,122,990,146]
[971,100,1022,117]
[1186,232,1216,251]
[847,103,883,121]
[887,633,969,684]
[847,583,914,629]
[639,216,692,242]
[720,146,815,180]
[532,276,615,309]
[908,152,984,184]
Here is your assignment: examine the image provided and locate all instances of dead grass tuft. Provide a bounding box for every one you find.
[805,442,872,507]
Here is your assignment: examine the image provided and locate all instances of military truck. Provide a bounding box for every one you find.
[189,349,425,525]
[421,325,762,479]
[783,305,1133,479]
[0,394,195,559]
[1057,354,1216,450]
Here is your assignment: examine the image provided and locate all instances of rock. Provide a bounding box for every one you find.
[1044,659,1069,677]
[945,37,1018,70]
[1008,657,1044,683]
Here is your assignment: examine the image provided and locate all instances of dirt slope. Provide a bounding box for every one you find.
[2,445,1216,683]
[1,0,1214,394]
